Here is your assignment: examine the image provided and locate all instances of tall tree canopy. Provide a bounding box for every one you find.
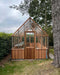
[10,0,52,27]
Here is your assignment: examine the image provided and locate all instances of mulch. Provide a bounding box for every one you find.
[0,55,11,67]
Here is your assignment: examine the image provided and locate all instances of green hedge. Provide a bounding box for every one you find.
[0,32,12,60]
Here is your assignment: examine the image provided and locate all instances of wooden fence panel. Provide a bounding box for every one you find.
[35,49,46,59]
[12,48,48,59]
[12,48,24,59]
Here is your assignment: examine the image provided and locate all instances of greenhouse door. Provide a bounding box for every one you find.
[24,31,36,59]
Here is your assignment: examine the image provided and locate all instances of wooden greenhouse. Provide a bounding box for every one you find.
[11,17,49,60]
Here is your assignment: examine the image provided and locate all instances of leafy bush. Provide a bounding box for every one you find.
[0,32,12,60]
[49,49,54,55]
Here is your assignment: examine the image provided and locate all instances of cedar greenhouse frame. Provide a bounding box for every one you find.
[11,17,49,60]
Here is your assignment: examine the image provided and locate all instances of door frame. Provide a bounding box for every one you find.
[24,31,36,59]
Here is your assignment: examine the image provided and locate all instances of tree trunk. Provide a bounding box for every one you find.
[52,0,60,67]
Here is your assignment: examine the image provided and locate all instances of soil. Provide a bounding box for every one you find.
[0,54,11,66]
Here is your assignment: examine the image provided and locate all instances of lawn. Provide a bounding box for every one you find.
[0,59,60,75]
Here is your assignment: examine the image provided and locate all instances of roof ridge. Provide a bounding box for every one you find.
[12,17,48,36]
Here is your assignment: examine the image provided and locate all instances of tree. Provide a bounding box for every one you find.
[52,0,60,67]
[10,0,52,27]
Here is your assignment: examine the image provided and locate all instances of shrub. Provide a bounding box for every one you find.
[0,32,12,60]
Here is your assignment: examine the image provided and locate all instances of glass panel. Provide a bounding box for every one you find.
[46,37,48,49]
[41,37,47,49]
[26,32,34,47]
[43,37,45,47]
[31,36,34,43]
[36,36,41,49]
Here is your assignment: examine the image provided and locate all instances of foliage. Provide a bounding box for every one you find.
[49,49,54,55]
[0,32,12,60]
[10,0,52,26]
[29,0,52,26]
[42,25,53,46]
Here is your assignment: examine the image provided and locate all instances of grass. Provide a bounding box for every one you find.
[0,59,60,75]
[0,60,45,75]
